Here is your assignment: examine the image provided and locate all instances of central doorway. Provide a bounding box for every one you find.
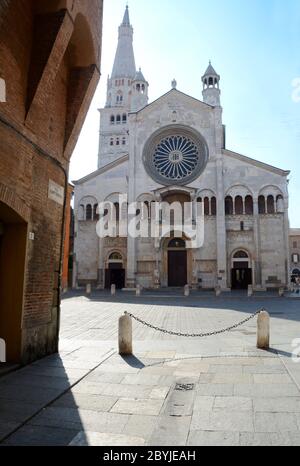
[168,238,187,287]
[105,252,125,290]
[231,250,252,290]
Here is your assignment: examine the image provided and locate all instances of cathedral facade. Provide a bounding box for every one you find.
[73,7,290,291]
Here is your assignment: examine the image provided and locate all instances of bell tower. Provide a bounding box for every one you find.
[98,6,149,168]
[202,61,221,106]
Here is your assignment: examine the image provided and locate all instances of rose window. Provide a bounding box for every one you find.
[143,127,209,186]
[153,136,199,181]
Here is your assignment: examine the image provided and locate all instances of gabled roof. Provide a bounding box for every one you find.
[130,88,214,115]
[72,154,129,186]
[223,149,290,177]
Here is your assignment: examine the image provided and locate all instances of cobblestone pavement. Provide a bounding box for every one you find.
[0,291,300,446]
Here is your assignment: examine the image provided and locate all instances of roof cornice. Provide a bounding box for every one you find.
[72,154,129,185]
[223,149,290,177]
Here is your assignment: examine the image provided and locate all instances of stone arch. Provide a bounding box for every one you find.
[230,247,253,290]
[226,184,253,198]
[78,195,98,221]
[66,13,96,67]
[0,183,30,222]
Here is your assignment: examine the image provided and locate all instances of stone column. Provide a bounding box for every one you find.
[253,199,262,288]
[283,198,291,288]
[97,237,105,289]
[126,115,137,288]
[216,157,227,290]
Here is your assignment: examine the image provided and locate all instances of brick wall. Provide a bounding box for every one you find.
[0,0,103,364]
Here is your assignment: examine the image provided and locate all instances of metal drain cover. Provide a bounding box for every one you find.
[175,383,195,392]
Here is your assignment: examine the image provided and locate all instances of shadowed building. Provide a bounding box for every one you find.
[0,0,103,364]
[73,6,290,293]
[290,229,300,283]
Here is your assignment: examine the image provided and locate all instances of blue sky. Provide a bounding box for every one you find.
[70,0,300,227]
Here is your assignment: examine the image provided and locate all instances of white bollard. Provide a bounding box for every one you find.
[279,287,285,297]
[215,286,221,297]
[257,310,270,350]
[111,284,116,296]
[184,285,190,297]
[86,284,91,295]
[119,313,132,355]
[136,284,141,297]
[248,285,253,297]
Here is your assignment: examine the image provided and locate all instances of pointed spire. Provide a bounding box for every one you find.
[203,61,219,78]
[134,67,146,82]
[111,6,136,79]
[122,5,130,26]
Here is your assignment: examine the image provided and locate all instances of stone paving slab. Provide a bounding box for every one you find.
[1,294,300,446]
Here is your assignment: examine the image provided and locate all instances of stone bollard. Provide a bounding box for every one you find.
[184,285,190,297]
[248,285,253,297]
[111,284,116,296]
[215,286,221,297]
[279,287,285,298]
[136,284,141,297]
[257,310,270,350]
[119,312,132,355]
[86,283,91,295]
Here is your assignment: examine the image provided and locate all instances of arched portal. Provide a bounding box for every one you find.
[231,250,252,290]
[167,238,187,287]
[0,201,27,363]
[105,252,125,290]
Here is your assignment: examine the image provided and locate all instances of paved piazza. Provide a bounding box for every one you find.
[1,291,300,446]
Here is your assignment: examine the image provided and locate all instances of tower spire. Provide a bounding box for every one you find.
[111,6,136,79]
[122,5,130,26]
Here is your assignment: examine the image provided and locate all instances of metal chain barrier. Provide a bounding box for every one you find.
[124,309,264,338]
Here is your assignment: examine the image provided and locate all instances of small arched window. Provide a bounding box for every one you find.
[116,138,120,146]
[258,196,266,214]
[276,195,284,213]
[110,115,115,125]
[225,196,233,215]
[245,196,253,215]
[93,204,99,221]
[114,203,120,222]
[110,138,114,146]
[211,197,217,216]
[116,115,121,124]
[122,114,127,123]
[86,204,92,221]
[235,196,244,215]
[204,197,210,216]
[267,195,275,214]
[122,137,126,145]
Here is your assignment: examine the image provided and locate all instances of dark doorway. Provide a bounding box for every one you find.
[105,263,125,290]
[168,250,187,287]
[231,266,252,290]
[0,202,27,363]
